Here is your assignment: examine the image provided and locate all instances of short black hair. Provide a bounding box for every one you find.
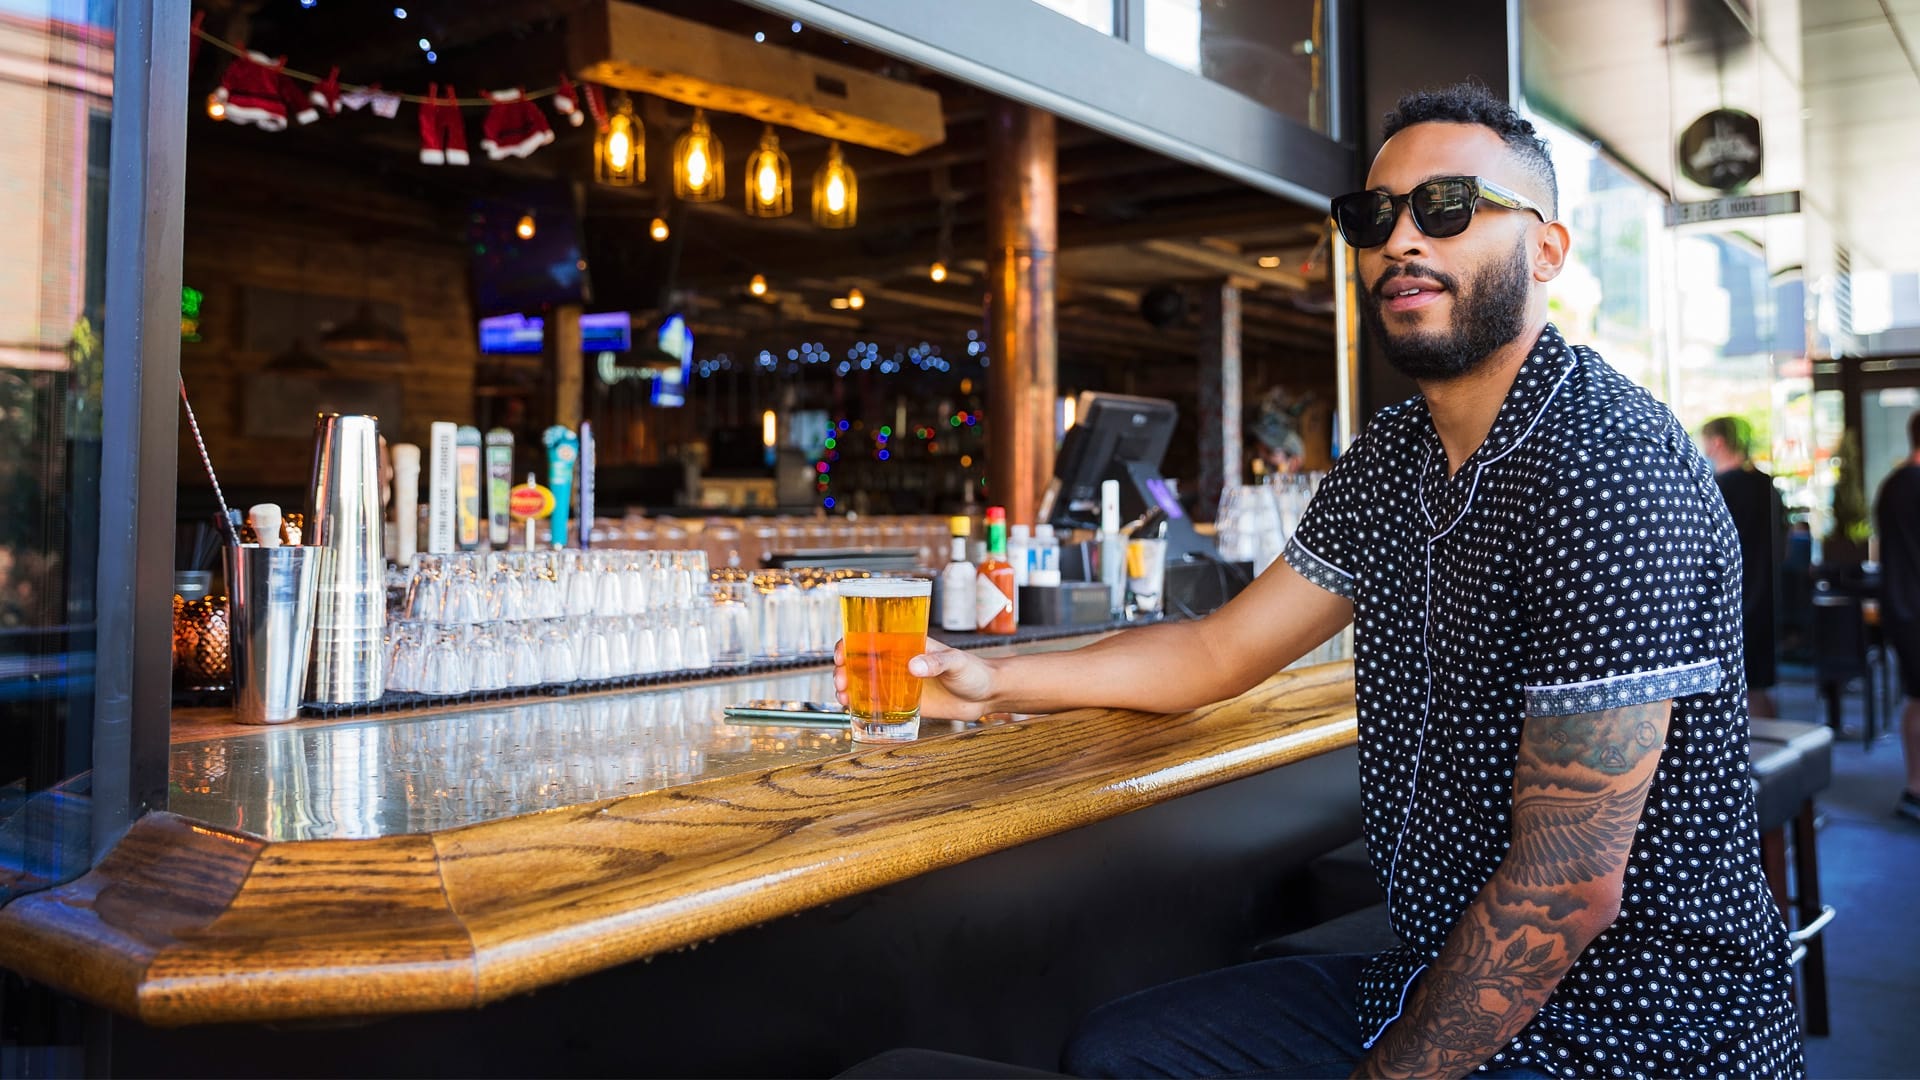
[1381,83,1558,218]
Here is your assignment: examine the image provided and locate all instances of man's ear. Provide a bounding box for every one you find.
[1532,220,1571,283]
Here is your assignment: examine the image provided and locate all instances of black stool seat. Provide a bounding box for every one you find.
[835,1048,1068,1078]
[1253,901,1400,960]
[1749,719,1833,832]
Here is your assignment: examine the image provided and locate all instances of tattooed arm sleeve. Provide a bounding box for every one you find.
[1353,699,1672,1080]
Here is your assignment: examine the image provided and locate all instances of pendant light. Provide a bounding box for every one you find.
[650,217,670,242]
[674,108,725,202]
[811,142,857,228]
[743,125,792,217]
[749,274,769,297]
[595,93,643,187]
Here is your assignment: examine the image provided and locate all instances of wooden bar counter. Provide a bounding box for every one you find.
[0,639,1356,1043]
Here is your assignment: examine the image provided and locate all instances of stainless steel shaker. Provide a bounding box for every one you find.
[306,413,386,703]
[226,544,326,723]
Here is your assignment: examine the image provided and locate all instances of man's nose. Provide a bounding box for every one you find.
[1380,197,1427,262]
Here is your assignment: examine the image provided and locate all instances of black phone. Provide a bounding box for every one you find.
[722,700,852,726]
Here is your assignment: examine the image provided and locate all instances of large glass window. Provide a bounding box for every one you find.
[0,0,118,902]
[1142,0,1329,133]
[1030,0,1114,35]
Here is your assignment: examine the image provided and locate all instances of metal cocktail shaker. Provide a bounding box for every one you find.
[306,413,386,704]
[226,544,325,723]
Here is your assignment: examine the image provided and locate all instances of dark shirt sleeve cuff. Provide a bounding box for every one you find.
[1283,537,1354,599]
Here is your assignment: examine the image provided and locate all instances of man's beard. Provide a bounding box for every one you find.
[1360,238,1532,381]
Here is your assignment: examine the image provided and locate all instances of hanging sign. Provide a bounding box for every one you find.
[1677,108,1763,191]
[1664,190,1800,227]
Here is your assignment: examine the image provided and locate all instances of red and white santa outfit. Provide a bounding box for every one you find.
[216,49,318,131]
[480,88,554,159]
[310,65,342,117]
[552,74,585,128]
[418,83,469,165]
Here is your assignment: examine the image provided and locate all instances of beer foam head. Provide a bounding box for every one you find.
[838,576,932,598]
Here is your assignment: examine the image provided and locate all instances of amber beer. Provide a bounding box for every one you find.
[840,576,933,741]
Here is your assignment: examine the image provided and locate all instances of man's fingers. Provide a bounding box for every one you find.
[908,652,943,678]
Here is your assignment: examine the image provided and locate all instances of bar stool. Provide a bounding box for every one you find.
[1749,717,1836,1037]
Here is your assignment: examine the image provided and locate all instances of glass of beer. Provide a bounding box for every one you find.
[839,576,933,742]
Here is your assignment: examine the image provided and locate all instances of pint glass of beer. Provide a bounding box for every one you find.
[839,576,933,742]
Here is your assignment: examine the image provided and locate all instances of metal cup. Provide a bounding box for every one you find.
[225,544,324,724]
[306,413,387,703]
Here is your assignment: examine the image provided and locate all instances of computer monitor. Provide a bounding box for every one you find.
[1040,392,1182,530]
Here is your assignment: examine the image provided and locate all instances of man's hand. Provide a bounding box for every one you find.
[1355,699,1671,1080]
[833,637,998,721]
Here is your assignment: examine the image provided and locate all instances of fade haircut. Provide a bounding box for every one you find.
[1381,83,1558,218]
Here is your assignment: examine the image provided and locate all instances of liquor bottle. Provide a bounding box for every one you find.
[975,506,1017,635]
[939,515,978,632]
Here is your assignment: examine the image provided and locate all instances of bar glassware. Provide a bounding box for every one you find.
[839,576,933,742]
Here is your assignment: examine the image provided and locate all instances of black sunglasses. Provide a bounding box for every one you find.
[1330,175,1548,249]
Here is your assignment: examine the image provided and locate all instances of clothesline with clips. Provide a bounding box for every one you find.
[193,23,564,106]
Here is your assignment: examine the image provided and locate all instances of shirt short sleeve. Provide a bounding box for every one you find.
[1282,438,1372,600]
[1519,436,1728,718]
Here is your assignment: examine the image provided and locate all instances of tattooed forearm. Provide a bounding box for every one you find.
[1353,700,1670,1079]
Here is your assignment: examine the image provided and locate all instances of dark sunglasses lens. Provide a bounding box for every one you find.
[1333,192,1395,247]
[1412,179,1477,238]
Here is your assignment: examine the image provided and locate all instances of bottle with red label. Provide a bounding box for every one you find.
[974,506,1018,634]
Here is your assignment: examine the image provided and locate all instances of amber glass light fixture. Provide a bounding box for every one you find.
[515,213,536,240]
[749,273,769,297]
[929,261,948,283]
[743,126,792,217]
[596,94,644,186]
[845,286,865,310]
[811,142,857,228]
[650,217,670,242]
[673,108,725,202]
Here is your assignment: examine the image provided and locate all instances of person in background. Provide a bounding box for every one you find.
[1699,416,1785,720]
[1871,411,1920,825]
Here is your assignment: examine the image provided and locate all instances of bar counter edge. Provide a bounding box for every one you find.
[0,661,1357,1028]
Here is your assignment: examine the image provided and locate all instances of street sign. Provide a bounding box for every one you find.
[1665,190,1800,227]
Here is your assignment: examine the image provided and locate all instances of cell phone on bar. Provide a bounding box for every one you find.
[722,700,852,726]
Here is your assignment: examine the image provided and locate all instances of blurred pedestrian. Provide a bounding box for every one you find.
[1872,411,1920,824]
[1700,416,1785,720]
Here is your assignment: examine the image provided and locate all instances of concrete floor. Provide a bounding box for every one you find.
[1773,667,1920,1080]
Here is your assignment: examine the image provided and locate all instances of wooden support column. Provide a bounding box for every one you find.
[985,102,1057,526]
[551,303,584,431]
[1197,281,1243,519]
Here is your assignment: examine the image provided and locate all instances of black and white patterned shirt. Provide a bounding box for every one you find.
[1284,326,1802,1077]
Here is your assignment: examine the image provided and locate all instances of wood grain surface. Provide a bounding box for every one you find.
[0,663,1355,1026]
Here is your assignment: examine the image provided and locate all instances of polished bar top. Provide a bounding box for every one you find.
[0,652,1356,1028]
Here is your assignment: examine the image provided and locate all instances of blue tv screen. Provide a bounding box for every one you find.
[478,313,544,354]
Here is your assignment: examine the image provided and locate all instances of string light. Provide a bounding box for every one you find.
[929,261,948,283]
[811,142,857,228]
[743,125,792,217]
[596,94,643,187]
[749,274,769,297]
[1256,255,1282,268]
[206,92,226,120]
[674,108,724,202]
[845,287,865,310]
[515,213,536,240]
[650,217,670,242]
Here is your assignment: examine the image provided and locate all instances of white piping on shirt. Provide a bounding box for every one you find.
[1363,963,1429,1049]
[1520,656,1718,693]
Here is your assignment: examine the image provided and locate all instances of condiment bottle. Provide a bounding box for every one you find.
[939,515,978,632]
[975,506,1017,635]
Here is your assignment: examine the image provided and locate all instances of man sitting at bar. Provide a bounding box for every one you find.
[838,84,1801,1078]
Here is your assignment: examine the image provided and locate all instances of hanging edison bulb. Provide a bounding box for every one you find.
[595,94,643,186]
[206,92,227,121]
[929,261,948,283]
[743,126,792,218]
[649,217,670,242]
[748,273,769,297]
[845,287,865,310]
[811,142,857,229]
[515,213,537,240]
[673,108,725,202]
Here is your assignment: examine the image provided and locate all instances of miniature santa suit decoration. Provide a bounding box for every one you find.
[418,84,470,165]
[551,74,586,128]
[480,88,554,159]
[216,50,319,131]
[310,66,342,118]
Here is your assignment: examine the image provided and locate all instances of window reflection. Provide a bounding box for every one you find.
[1030,0,1114,35]
[1143,0,1327,132]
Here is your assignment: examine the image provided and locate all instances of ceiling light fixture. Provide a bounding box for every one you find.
[206,93,226,121]
[743,125,792,218]
[811,142,857,229]
[674,108,725,202]
[515,213,536,240]
[929,261,948,283]
[596,93,644,187]
[749,274,769,297]
[1256,255,1282,268]
[845,287,865,310]
[650,217,670,242]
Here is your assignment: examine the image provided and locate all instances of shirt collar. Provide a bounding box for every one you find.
[1417,323,1578,466]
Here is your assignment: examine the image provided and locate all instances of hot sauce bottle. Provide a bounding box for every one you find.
[975,506,1017,635]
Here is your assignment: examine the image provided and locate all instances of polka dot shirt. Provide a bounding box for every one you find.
[1283,326,1803,1078]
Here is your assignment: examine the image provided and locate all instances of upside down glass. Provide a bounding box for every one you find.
[839,576,932,742]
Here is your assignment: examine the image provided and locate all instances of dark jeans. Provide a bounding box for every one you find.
[1062,953,1551,1079]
